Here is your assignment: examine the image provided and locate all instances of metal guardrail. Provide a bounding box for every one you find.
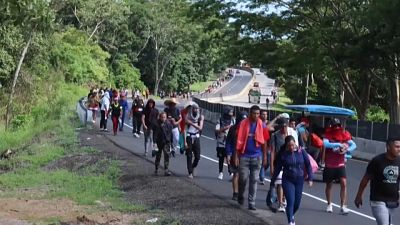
[192,96,400,142]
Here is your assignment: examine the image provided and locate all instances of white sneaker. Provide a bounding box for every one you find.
[218,172,223,180]
[326,203,333,213]
[188,174,193,179]
[134,133,140,138]
[278,205,286,212]
[340,205,349,215]
[140,131,144,134]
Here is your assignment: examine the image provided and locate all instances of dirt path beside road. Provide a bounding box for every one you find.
[80,129,268,225]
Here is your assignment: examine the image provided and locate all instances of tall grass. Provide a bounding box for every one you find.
[0,83,143,213]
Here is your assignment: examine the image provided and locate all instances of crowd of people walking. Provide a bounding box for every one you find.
[86,87,399,225]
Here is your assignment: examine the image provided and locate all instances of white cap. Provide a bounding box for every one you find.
[281,113,290,119]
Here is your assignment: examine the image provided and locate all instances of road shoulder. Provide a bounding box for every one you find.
[80,129,272,225]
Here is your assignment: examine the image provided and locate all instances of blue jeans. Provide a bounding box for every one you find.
[259,152,271,181]
[239,156,262,207]
[370,201,396,225]
[282,178,304,223]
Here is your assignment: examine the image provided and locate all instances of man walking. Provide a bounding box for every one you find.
[355,137,400,225]
[100,91,110,132]
[323,118,356,214]
[153,112,173,176]
[234,105,269,210]
[164,98,181,156]
[259,110,270,185]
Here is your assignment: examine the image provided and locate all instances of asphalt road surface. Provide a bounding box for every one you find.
[97,100,393,225]
[204,69,253,98]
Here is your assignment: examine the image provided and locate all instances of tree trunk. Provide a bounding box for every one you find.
[5,34,33,130]
[154,45,160,96]
[389,75,400,124]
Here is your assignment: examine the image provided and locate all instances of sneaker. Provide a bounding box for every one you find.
[133,133,139,138]
[248,205,257,210]
[230,173,234,178]
[340,205,349,215]
[289,222,295,225]
[282,200,287,207]
[238,197,244,205]
[140,131,144,134]
[218,172,223,180]
[188,173,193,179]
[164,170,172,176]
[326,203,333,213]
[232,193,239,201]
[278,205,286,212]
[103,129,109,132]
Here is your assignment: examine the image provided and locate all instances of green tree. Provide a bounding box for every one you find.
[51,28,110,84]
[1,0,54,129]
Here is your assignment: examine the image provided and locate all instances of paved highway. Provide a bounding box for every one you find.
[220,69,277,109]
[95,100,393,225]
[201,69,253,99]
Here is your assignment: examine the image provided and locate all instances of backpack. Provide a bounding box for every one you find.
[299,147,318,179]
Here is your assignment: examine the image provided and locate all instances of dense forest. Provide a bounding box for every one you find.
[1,0,400,129]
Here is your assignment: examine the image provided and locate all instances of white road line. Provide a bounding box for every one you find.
[123,122,375,221]
[202,135,215,141]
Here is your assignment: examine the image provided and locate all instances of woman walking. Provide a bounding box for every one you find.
[142,99,159,156]
[270,135,314,225]
[87,91,100,124]
[108,97,122,136]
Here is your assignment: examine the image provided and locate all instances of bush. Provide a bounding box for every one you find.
[367,105,389,123]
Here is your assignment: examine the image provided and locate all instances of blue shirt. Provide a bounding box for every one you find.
[243,122,265,158]
[119,99,129,112]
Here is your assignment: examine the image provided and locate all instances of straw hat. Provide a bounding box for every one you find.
[164,98,179,105]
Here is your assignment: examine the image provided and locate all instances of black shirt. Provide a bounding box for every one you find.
[110,103,122,117]
[144,108,159,128]
[164,107,180,128]
[153,120,173,146]
[367,153,400,202]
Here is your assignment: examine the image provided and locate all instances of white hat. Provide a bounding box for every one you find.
[281,113,290,119]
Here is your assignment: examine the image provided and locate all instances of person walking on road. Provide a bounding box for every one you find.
[164,98,182,156]
[354,137,400,225]
[271,135,314,225]
[323,118,357,214]
[234,105,270,210]
[259,110,270,185]
[226,111,248,200]
[179,102,192,154]
[185,103,204,179]
[153,112,173,176]
[108,97,122,136]
[87,90,100,124]
[270,113,299,212]
[142,99,159,156]
[215,106,235,180]
[100,91,110,132]
[130,96,144,137]
[118,92,129,131]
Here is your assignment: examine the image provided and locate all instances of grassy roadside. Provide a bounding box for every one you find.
[269,87,293,112]
[190,73,219,92]
[0,84,144,224]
